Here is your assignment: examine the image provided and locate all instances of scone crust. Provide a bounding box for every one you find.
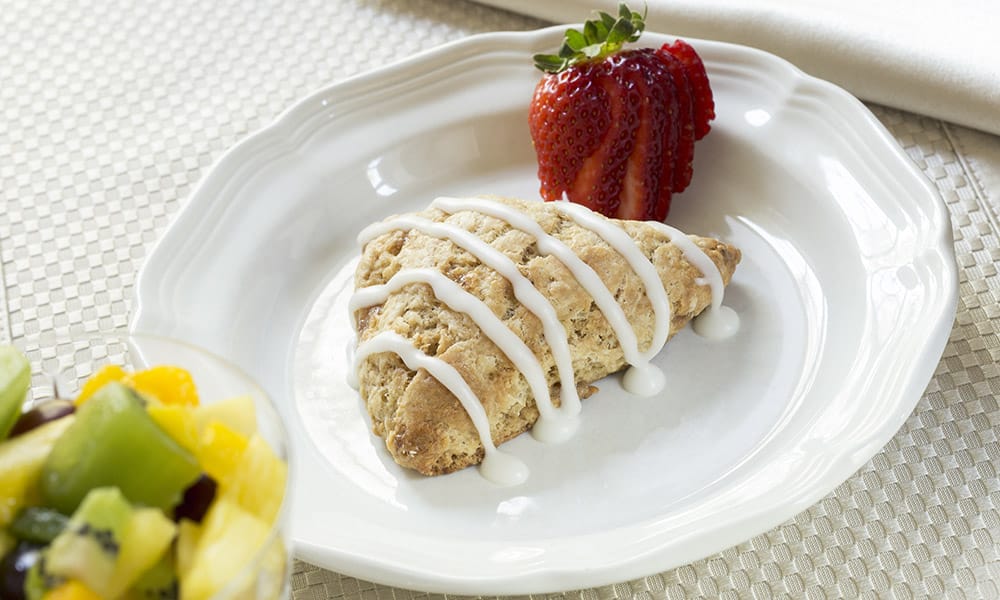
[354,197,741,475]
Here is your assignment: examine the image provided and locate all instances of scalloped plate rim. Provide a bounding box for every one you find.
[131,26,957,594]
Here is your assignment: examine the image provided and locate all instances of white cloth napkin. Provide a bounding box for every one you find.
[476,0,1000,136]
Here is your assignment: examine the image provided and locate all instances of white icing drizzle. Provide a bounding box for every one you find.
[432,196,650,386]
[348,267,577,442]
[548,201,672,361]
[352,197,739,484]
[647,222,724,311]
[356,215,581,419]
[353,331,528,486]
[645,221,739,337]
[548,202,674,394]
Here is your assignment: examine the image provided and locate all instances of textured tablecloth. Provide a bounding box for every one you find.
[1,1,998,599]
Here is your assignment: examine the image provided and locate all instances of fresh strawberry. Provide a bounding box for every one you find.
[652,48,694,194]
[619,49,678,221]
[562,56,640,217]
[528,3,715,221]
[529,60,619,210]
[660,39,715,140]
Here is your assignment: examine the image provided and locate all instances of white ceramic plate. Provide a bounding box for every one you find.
[131,27,957,594]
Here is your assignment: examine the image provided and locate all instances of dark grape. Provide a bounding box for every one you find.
[173,474,217,523]
[0,542,42,600]
[8,400,74,438]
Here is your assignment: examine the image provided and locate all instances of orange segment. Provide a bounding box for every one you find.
[127,366,199,407]
[75,365,126,406]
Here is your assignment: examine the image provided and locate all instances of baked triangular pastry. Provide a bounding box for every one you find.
[350,196,740,479]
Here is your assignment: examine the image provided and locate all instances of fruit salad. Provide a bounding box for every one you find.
[0,345,288,600]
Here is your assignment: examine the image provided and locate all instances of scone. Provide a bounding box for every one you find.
[350,196,741,478]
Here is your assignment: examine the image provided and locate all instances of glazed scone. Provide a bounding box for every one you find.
[352,196,741,476]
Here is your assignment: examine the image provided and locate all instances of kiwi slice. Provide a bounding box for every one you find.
[46,487,133,593]
[124,551,178,600]
[46,487,177,598]
[39,382,201,515]
[0,345,31,441]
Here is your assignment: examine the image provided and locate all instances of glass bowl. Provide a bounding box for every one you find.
[8,331,293,600]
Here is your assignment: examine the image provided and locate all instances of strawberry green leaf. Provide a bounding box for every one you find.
[600,11,617,31]
[565,28,587,51]
[534,2,648,73]
[533,53,570,72]
[606,18,633,45]
[592,19,610,41]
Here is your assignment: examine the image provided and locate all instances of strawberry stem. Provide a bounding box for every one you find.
[533,3,647,73]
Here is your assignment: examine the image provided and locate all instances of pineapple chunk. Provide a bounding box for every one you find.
[106,507,177,597]
[147,404,200,454]
[181,497,271,600]
[193,395,257,437]
[0,416,75,527]
[224,433,287,523]
[198,421,249,486]
[149,404,279,500]
[175,519,202,579]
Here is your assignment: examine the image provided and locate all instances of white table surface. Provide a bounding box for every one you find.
[1,1,997,598]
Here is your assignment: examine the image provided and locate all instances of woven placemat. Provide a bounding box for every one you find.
[0,1,996,598]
